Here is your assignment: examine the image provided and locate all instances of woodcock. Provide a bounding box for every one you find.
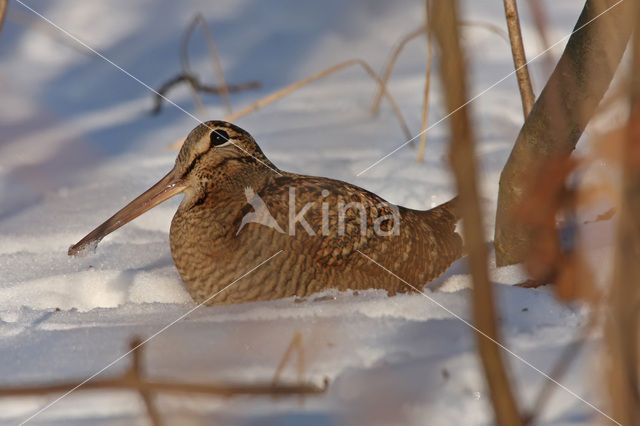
[69,121,463,305]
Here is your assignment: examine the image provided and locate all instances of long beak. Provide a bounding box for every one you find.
[68,169,187,256]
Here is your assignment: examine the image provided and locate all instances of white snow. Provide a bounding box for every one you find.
[0,0,622,424]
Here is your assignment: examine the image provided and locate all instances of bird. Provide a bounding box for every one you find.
[68,121,463,305]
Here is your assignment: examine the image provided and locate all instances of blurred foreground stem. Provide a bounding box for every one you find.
[431,1,522,425]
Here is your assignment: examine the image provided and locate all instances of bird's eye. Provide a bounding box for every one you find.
[210,130,230,147]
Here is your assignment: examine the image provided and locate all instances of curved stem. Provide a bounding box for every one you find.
[181,13,232,115]
[503,0,535,117]
[417,2,433,163]
[0,0,8,36]
[222,58,411,140]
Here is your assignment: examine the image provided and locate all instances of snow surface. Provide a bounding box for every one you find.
[0,0,624,424]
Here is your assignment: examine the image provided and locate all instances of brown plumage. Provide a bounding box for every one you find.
[69,121,463,305]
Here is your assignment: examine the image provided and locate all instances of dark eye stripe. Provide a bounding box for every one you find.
[181,152,204,178]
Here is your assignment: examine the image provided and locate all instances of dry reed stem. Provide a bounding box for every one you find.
[431,1,522,424]
[182,13,233,115]
[129,339,163,426]
[459,20,510,44]
[172,59,411,150]
[417,0,433,163]
[503,0,535,117]
[0,0,8,35]
[607,2,640,421]
[225,59,410,137]
[372,20,509,117]
[272,332,304,386]
[0,338,327,424]
[0,379,328,397]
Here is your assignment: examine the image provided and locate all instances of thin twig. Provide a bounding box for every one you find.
[181,13,233,115]
[171,59,411,151]
[373,25,426,116]
[431,1,522,424]
[225,59,410,138]
[459,20,510,44]
[169,57,412,149]
[129,339,163,426]
[372,20,509,117]
[0,0,8,35]
[0,337,328,426]
[272,332,304,386]
[0,379,328,397]
[151,73,260,115]
[503,0,535,117]
[417,0,434,163]
[607,2,640,421]
[526,0,555,74]
[272,332,306,406]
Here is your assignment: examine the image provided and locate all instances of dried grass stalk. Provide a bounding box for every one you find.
[128,339,163,426]
[502,0,535,117]
[226,59,410,137]
[182,13,233,115]
[0,378,328,397]
[372,20,508,118]
[459,20,510,44]
[607,3,640,420]
[0,338,327,425]
[431,0,522,424]
[0,0,8,35]
[152,74,259,115]
[417,0,434,163]
[373,25,427,116]
[272,332,304,386]
[173,59,411,150]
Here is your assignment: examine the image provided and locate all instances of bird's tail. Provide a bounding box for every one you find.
[424,196,464,267]
[431,196,460,221]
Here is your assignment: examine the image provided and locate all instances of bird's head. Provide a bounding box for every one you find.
[68,121,276,255]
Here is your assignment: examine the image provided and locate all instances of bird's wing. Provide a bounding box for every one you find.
[232,174,401,267]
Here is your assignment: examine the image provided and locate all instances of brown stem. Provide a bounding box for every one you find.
[373,25,426,116]
[431,1,522,425]
[502,0,535,117]
[417,0,434,163]
[151,73,260,115]
[221,58,411,139]
[182,13,233,115]
[459,20,510,44]
[0,379,328,398]
[495,0,634,266]
[372,20,508,117]
[607,2,640,422]
[0,337,327,426]
[129,340,163,426]
[0,0,8,35]
[272,332,304,386]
